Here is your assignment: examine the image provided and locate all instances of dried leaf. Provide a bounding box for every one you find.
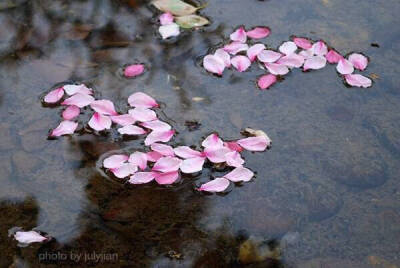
[175,15,209,28]
[152,0,197,16]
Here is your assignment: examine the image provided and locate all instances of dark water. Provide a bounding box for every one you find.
[1,0,400,267]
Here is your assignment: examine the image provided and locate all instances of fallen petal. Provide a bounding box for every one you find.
[277,53,305,68]
[62,105,80,120]
[202,133,223,149]
[146,151,164,162]
[103,154,129,169]
[326,49,343,64]
[129,107,157,122]
[44,87,64,103]
[180,157,205,173]
[198,177,230,192]
[214,48,231,67]
[265,63,289,75]
[128,152,148,170]
[117,125,146,135]
[140,120,172,131]
[279,41,297,55]
[344,74,372,88]
[204,147,230,163]
[128,172,156,184]
[14,231,47,244]
[155,171,179,185]
[312,41,328,56]
[90,100,118,116]
[299,49,314,59]
[223,42,249,55]
[61,93,94,108]
[174,146,203,158]
[110,114,136,126]
[144,130,175,146]
[257,50,282,63]
[128,92,158,108]
[230,26,247,43]
[151,143,175,156]
[303,55,327,71]
[293,37,312,49]
[348,53,368,70]
[224,141,243,152]
[336,58,354,75]
[246,27,270,39]
[160,12,174,25]
[224,167,254,182]
[63,84,93,96]
[50,120,78,137]
[225,151,245,168]
[257,74,277,90]
[124,64,145,78]
[111,163,138,178]
[237,136,270,151]
[203,54,225,75]
[152,156,182,173]
[159,23,180,39]
[231,55,251,72]
[247,44,266,62]
[88,112,112,131]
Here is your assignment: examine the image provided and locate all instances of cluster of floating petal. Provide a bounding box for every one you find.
[103,132,271,192]
[202,26,372,89]
[44,86,174,143]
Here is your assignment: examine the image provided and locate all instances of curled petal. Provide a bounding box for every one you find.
[50,120,78,137]
[230,27,247,43]
[225,151,245,168]
[246,27,270,39]
[88,112,112,131]
[144,130,175,146]
[61,93,94,108]
[180,157,205,173]
[160,12,174,25]
[63,84,93,96]
[152,156,182,173]
[277,53,305,68]
[344,74,372,88]
[62,105,80,120]
[312,41,328,56]
[247,44,266,62]
[154,171,179,185]
[224,167,254,182]
[110,114,136,126]
[223,42,249,55]
[265,63,289,75]
[14,231,47,244]
[124,64,145,78]
[279,41,297,55]
[110,163,138,178]
[151,143,175,156]
[237,136,270,151]
[198,177,230,192]
[336,58,354,75]
[293,37,312,49]
[202,133,223,149]
[224,141,243,152]
[44,87,64,103]
[128,92,158,108]
[90,100,118,116]
[214,48,231,67]
[140,120,171,131]
[117,125,146,135]
[103,154,129,169]
[203,54,225,75]
[159,23,180,39]
[231,55,251,72]
[128,152,148,170]
[129,107,157,122]
[257,50,282,63]
[128,172,156,184]
[174,146,203,159]
[204,147,230,163]
[257,74,277,90]
[146,151,163,162]
[303,55,327,71]
[326,49,343,64]
[348,53,368,70]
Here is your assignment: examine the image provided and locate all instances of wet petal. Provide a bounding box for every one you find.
[90,100,118,116]
[257,74,277,90]
[159,23,180,39]
[152,156,182,173]
[230,27,247,43]
[61,93,94,108]
[257,50,282,63]
[224,167,254,182]
[198,177,230,192]
[144,130,175,146]
[299,49,314,59]
[110,114,136,126]
[279,41,297,55]
[246,27,270,39]
[214,48,231,67]
[111,163,137,178]
[155,171,179,185]
[223,141,243,152]
[180,157,205,173]
[348,53,368,70]
[264,63,289,75]
[344,74,372,88]
[174,146,203,158]
[159,12,174,25]
[129,107,157,122]
[203,54,225,75]
[225,151,244,168]
[202,133,223,149]
[128,92,158,108]
[88,112,112,131]
[326,49,343,64]
[14,231,47,244]
[237,136,270,151]
[303,55,327,71]
[63,84,93,96]
[146,151,163,162]
[124,64,145,78]
[293,37,312,49]
[151,143,175,156]
[277,53,305,68]
[231,55,251,72]
[128,172,156,184]
[204,147,230,163]
[128,152,148,170]
[336,58,354,75]
[62,105,80,120]
[50,120,78,137]
[247,44,266,62]
[223,42,249,55]
[117,125,146,135]
[103,154,129,169]
[312,41,328,56]
[44,87,64,103]
[140,120,171,131]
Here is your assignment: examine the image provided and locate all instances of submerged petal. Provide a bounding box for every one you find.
[293,37,312,49]
[223,42,249,55]
[50,120,78,137]
[159,12,174,25]
[180,157,205,173]
[159,23,180,39]
[103,154,129,169]
[198,177,230,192]
[257,50,282,63]
[336,58,354,75]
[61,93,94,108]
[247,44,266,62]
[230,27,247,43]
[128,172,156,184]
[154,171,179,185]
[144,130,175,146]
[237,136,270,151]
[225,151,244,168]
[202,133,223,149]
[90,100,118,115]
[326,49,343,64]
[312,41,328,56]
[128,152,148,170]
[44,87,64,103]
[174,146,203,159]
[344,74,372,88]
[62,105,80,120]
[111,163,137,178]
[279,41,297,55]
[14,231,47,244]
[152,156,182,173]
[231,55,251,72]
[128,92,158,108]
[224,167,254,182]
[140,120,171,131]
[246,27,270,39]
[257,74,277,90]
[129,107,157,122]
[117,125,146,135]
[124,64,145,78]
[303,55,327,71]
[348,53,368,70]
[110,114,136,126]
[151,143,175,156]
[88,112,112,131]
[214,48,231,67]
[265,63,289,75]
[203,54,225,75]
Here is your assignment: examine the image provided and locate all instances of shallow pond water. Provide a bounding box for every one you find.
[1,0,400,267]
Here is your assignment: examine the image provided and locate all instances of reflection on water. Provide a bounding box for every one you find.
[0,0,400,267]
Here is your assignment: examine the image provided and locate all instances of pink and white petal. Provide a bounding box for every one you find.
[264,63,289,75]
[14,231,47,244]
[128,107,157,122]
[348,53,368,70]
[246,27,270,39]
[279,41,297,55]
[180,157,205,173]
[293,37,312,50]
[224,167,254,182]
[257,74,277,90]
[110,114,136,126]
[231,55,251,72]
[257,50,282,63]
[61,93,94,108]
[128,172,156,184]
[88,112,112,131]
[117,125,146,135]
[151,143,175,156]
[44,87,64,103]
[214,48,231,67]
[124,64,145,78]
[62,105,80,120]
[312,41,328,56]
[277,53,305,68]
[63,84,93,96]
[174,146,203,159]
[152,156,182,173]
[237,136,270,151]
[154,171,179,185]
[103,154,129,169]
[203,54,225,75]
[223,141,243,152]
[111,163,138,178]
[202,133,224,149]
[303,56,327,71]
[223,42,249,55]
[230,27,247,43]
[144,130,175,146]
[204,147,230,163]
[344,74,372,88]
[247,44,266,62]
[146,151,163,162]
[336,58,354,75]
[50,120,78,137]
[198,178,230,192]
[90,100,118,116]
[159,23,180,39]
[225,151,245,168]
[128,92,158,108]
[128,152,148,170]
[299,49,314,59]
[140,120,171,131]
[326,50,343,64]
[159,12,174,25]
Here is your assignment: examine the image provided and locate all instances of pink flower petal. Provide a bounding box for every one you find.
[154,171,179,185]
[224,167,254,182]
[214,48,231,67]
[152,156,182,173]
[103,154,129,169]
[63,84,93,96]
[237,136,270,151]
[257,50,282,63]
[180,157,205,173]
[159,23,180,39]
[231,55,251,72]
[88,112,112,131]
[144,130,175,146]
[247,44,266,62]
[141,120,171,131]
[265,63,289,75]
[44,87,64,103]
[124,64,145,78]
[326,49,343,64]
[50,120,78,137]
[14,231,47,244]
[160,12,174,25]
[62,105,80,120]
[117,125,146,135]
[257,74,277,90]
[110,163,138,178]
[336,58,354,75]
[128,172,156,184]
[128,92,158,108]
[277,53,305,68]
[129,107,157,122]
[348,53,368,71]
[204,147,230,163]
[225,151,244,168]
[230,27,247,43]
[224,141,243,152]
[61,93,94,108]
[202,133,223,149]
[110,114,136,126]
[312,41,328,56]
[174,146,203,159]
[299,49,314,59]
[151,143,175,156]
[303,55,327,71]
[223,42,249,55]
[344,74,372,88]
[198,177,230,192]
[279,41,297,55]
[128,152,148,170]
[246,27,270,39]
[146,151,163,162]
[203,54,225,75]
[90,100,118,116]
[293,37,312,50]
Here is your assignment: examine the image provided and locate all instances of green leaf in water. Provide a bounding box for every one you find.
[152,0,198,16]
[175,15,209,28]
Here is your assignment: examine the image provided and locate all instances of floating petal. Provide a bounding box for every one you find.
[303,55,327,71]
[326,49,343,64]
[246,27,270,39]
[230,27,247,43]
[231,55,251,72]
[203,54,225,75]
[299,49,314,59]
[265,63,289,75]
[14,231,47,244]
[293,37,312,49]
[224,141,243,152]
[146,151,164,162]
[117,125,146,135]
[110,114,136,126]
[50,120,78,137]
[348,53,368,70]
[336,58,354,75]
[237,136,270,151]
[279,41,297,55]
[277,53,305,68]
[88,112,112,131]
[63,84,93,96]
[129,107,157,122]
[103,154,129,169]
[62,105,80,120]
[145,130,175,146]
[247,44,266,62]
[160,12,174,25]
[198,178,230,192]
[204,147,230,163]
[151,143,175,156]
[155,171,179,185]
[257,50,282,63]
[141,120,172,131]
[124,64,145,78]
[344,74,372,88]
[257,74,277,90]
[180,157,205,173]
[214,48,231,67]
[90,100,118,116]
[223,42,249,55]
[128,172,156,184]
[312,41,328,56]
[159,23,180,39]
[128,92,158,108]
[202,133,223,149]
[152,156,182,173]
[128,152,148,170]
[111,163,137,178]
[44,87,64,103]
[61,93,94,108]
[225,151,245,168]
[174,146,203,158]
[224,167,254,182]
